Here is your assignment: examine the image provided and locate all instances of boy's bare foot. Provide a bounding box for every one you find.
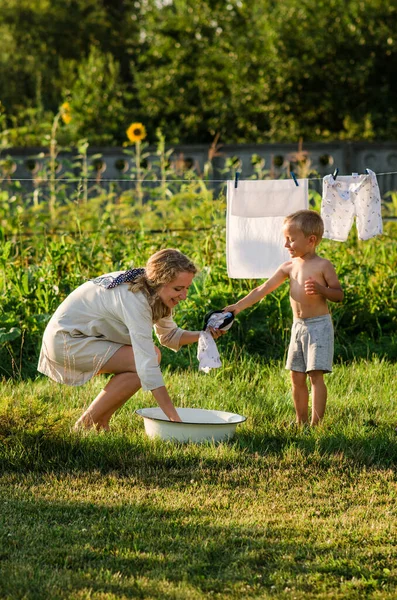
[286,420,309,428]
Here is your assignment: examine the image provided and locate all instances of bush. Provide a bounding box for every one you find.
[0,179,396,379]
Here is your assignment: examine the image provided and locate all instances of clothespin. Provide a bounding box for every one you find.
[290,171,299,186]
[332,168,339,181]
[234,171,240,189]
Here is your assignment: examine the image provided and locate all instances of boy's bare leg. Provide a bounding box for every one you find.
[308,370,327,426]
[74,345,160,431]
[290,371,309,424]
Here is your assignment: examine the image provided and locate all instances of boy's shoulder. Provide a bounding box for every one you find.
[280,259,293,273]
[312,254,337,271]
[316,254,335,265]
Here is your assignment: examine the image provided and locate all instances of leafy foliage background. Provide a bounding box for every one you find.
[0,183,395,379]
[0,0,396,145]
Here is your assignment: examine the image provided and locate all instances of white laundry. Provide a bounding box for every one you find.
[197,312,234,374]
[227,214,289,278]
[226,179,308,278]
[229,178,308,218]
[321,169,382,241]
[197,331,222,374]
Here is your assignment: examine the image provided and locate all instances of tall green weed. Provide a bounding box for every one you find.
[0,147,396,378]
[0,211,396,379]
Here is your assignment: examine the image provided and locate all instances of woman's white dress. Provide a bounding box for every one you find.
[38,278,184,391]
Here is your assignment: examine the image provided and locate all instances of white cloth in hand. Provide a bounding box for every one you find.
[197,331,222,374]
[197,312,233,374]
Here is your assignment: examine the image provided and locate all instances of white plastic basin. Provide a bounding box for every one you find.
[135,407,246,443]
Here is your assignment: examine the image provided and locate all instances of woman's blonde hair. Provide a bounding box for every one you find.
[128,248,197,321]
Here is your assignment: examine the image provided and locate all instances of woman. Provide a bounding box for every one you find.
[38,248,223,430]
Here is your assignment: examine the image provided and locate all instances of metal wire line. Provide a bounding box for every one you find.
[2,171,397,184]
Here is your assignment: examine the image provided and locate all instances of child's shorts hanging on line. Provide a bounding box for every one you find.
[321,168,382,241]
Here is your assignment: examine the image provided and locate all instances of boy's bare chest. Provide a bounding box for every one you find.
[289,262,325,285]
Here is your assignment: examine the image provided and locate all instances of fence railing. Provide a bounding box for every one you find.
[1,141,397,199]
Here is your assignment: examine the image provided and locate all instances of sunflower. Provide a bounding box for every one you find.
[60,102,72,125]
[126,122,146,143]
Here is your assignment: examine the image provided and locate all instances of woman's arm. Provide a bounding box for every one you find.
[154,315,184,350]
[151,386,182,422]
[177,328,228,346]
[178,330,200,346]
[155,320,224,349]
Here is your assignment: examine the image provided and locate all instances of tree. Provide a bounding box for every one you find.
[134,0,276,143]
[266,0,397,140]
[0,0,396,145]
[134,0,397,142]
[0,0,140,145]
[60,45,127,145]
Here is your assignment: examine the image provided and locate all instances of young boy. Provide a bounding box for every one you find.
[224,210,344,426]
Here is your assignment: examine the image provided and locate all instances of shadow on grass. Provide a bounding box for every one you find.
[238,423,397,465]
[1,497,394,599]
[1,417,396,480]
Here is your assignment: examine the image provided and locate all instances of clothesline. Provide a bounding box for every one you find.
[2,170,397,184]
[226,168,388,278]
[4,219,396,240]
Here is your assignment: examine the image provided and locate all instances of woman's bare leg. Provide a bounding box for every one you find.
[75,372,142,430]
[74,345,160,431]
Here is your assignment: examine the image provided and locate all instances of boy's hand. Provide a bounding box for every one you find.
[223,304,239,315]
[304,277,321,296]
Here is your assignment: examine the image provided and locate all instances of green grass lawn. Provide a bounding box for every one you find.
[1,357,397,599]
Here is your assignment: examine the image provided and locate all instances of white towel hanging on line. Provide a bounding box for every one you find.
[230,178,308,218]
[226,178,309,279]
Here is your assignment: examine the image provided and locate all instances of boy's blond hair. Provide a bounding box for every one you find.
[284,209,324,240]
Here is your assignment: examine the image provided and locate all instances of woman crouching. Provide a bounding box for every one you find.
[38,249,222,430]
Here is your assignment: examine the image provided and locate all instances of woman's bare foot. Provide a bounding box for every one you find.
[73,414,110,432]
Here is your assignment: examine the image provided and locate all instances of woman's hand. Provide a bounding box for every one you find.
[208,326,227,340]
[152,386,182,422]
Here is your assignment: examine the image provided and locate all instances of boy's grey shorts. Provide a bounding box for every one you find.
[286,314,334,374]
